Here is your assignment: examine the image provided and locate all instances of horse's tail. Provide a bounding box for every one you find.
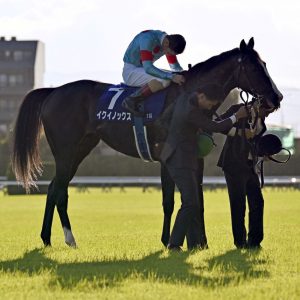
[12,88,55,193]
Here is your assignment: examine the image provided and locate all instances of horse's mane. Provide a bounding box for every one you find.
[162,48,242,110]
[157,45,266,129]
[186,48,240,77]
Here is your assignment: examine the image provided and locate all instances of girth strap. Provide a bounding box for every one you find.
[132,104,156,162]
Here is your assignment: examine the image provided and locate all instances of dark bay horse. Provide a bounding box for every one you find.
[12,38,282,247]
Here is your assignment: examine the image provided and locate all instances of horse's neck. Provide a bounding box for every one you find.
[220,57,241,94]
[186,52,240,95]
[154,51,242,134]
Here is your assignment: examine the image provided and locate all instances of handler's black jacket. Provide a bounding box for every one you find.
[160,93,235,170]
[217,103,266,172]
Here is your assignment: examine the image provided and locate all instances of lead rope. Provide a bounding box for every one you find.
[255,157,265,188]
[240,91,266,185]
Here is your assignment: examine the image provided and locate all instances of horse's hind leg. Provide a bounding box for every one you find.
[41,179,56,246]
[160,164,175,247]
[40,165,73,247]
[40,131,100,247]
[41,176,75,247]
[52,156,76,247]
[57,134,101,247]
[40,135,74,246]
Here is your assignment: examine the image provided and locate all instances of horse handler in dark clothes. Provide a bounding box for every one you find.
[160,83,248,251]
[218,101,276,249]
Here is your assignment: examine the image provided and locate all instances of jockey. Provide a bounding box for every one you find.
[122,30,186,116]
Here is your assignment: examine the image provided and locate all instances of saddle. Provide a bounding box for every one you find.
[96,84,167,123]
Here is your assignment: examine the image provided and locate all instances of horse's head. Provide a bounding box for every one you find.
[237,37,283,109]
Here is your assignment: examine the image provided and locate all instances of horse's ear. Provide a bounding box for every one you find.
[248,37,254,49]
[240,39,247,52]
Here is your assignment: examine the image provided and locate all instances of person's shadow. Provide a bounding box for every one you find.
[200,248,270,287]
[0,247,270,289]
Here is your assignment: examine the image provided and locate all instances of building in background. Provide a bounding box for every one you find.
[0,37,45,132]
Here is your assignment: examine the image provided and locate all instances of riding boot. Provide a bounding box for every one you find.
[122,84,153,117]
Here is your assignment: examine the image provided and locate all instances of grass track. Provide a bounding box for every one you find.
[0,188,299,299]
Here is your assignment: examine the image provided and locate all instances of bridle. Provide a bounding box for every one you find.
[226,53,264,130]
[226,53,289,187]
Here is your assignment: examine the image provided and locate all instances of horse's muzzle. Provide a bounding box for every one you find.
[266,91,283,109]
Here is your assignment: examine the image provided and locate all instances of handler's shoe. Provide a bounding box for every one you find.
[236,242,247,249]
[167,244,182,252]
[246,239,262,250]
[188,243,209,251]
[246,243,262,250]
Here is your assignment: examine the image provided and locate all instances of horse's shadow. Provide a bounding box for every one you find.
[0,247,270,289]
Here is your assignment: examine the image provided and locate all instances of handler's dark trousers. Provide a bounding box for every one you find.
[224,167,264,248]
[167,166,207,247]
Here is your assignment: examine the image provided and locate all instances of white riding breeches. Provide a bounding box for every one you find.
[122,63,171,87]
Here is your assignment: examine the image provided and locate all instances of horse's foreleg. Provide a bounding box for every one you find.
[160,164,175,247]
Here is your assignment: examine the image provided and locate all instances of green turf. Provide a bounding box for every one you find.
[0,187,299,299]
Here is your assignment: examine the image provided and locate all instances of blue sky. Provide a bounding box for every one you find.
[1,0,300,134]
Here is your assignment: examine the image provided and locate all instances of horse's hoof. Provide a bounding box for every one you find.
[41,234,51,247]
[65,240,77,248]
[63,227,77,248]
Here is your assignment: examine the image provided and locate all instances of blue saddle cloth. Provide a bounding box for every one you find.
[96,84,166,123]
